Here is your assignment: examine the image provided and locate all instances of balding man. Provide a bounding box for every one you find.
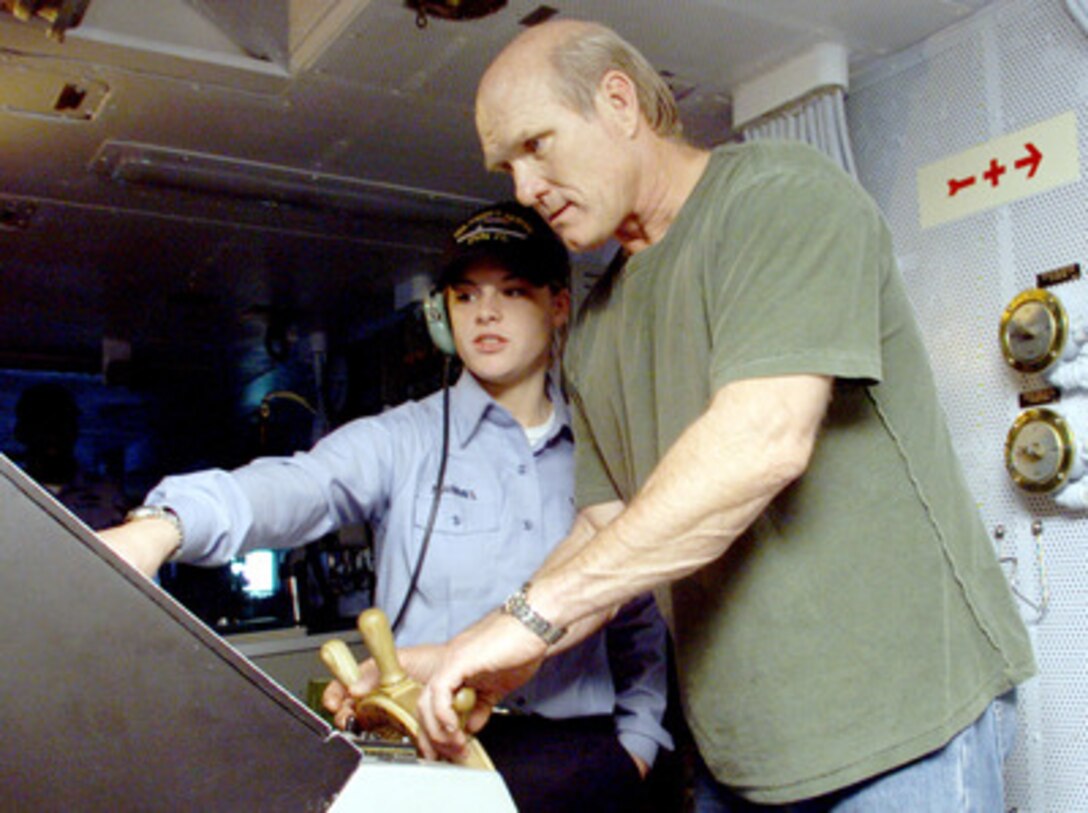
[417,19,1035,812]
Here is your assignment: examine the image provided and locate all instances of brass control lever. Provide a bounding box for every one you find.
[320,608,494,770]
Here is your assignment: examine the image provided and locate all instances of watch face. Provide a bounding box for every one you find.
[999,289,1068,373]
[1005,407,1076,492]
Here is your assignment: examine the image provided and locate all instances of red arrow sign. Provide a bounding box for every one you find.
[921,112,1076,229]
[947,176,977,197]
[1014,142,1043,178]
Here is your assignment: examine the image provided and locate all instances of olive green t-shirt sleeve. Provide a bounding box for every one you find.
[703,154,888,391]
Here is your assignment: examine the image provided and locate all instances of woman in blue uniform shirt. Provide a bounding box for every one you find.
[100,202,673,813]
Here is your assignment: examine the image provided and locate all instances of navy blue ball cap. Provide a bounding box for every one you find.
[438,201,570,290]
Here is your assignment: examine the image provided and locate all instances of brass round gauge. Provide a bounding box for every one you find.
[1004,408,1078,493]
[998,288,1068,373]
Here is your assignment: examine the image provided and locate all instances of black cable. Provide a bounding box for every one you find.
[390,353,452,635]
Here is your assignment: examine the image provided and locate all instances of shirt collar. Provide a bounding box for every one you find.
[450,370,571,450]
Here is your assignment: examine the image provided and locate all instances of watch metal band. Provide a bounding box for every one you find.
[124,504,184,561]
[501,582,567,645]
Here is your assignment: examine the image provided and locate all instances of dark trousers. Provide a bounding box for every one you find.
[477,714,646,813]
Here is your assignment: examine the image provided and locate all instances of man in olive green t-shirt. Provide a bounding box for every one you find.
[417,18,1035,811]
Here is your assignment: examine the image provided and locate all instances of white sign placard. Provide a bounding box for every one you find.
[918,111,1080,229]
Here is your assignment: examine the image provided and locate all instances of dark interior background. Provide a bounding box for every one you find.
[0,0,999,628]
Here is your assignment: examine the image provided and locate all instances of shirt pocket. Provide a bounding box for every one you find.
[411,467,504,611]
[412,480,501,536]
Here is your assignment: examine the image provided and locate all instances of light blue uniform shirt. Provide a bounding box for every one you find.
[148,372,672,765]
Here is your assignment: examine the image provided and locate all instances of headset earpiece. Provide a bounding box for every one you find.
[422,289,456,356]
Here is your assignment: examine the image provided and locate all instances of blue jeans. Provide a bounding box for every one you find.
[693,691,1018,813]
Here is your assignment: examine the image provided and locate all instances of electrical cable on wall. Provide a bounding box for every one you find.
[1066,0,1088,35]
[741,88,859,178]
[995,522,1051,625]
[731,44,857,177]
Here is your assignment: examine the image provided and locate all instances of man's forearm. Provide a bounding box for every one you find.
[509,502,624,652]
[536,501,623,574]
[533,375,831,628]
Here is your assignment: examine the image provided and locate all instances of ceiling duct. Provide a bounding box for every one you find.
[180,0,375,71]
[181,0,289,64]
[731,42,849,131]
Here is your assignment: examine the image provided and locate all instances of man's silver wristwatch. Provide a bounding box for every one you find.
[124,504,184,560]
[501,582,567,645]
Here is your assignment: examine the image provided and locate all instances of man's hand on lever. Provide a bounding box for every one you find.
[415,501,626,756]
[322,643,445,732]
[321,610,499,770]
[416,609,548,762]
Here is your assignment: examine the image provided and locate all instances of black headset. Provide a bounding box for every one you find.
[392,200,566,632]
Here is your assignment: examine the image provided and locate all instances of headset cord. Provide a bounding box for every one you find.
[390,354,452,635]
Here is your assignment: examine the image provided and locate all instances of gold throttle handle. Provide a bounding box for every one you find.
[321,608,495,771]
[357,607,409,689]
[452,686,478,730]
[319,638,362,687]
